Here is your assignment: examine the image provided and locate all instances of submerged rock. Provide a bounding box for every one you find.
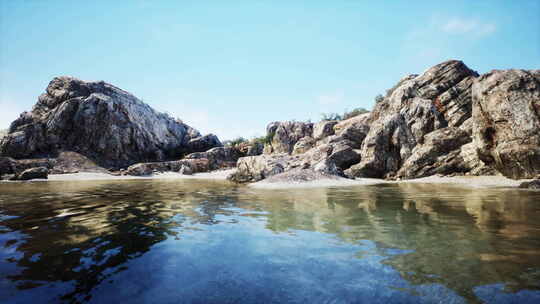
[0,76,221,169]
[15,167,48,180]
[472,69,540,179]
[519,179,540,189]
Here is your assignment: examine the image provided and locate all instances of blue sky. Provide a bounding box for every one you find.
[1,1,539,140]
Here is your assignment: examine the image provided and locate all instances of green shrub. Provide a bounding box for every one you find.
[342,107,369,120]
[321,112,342,121]
[375,94,384,103]
[225,137,247,147]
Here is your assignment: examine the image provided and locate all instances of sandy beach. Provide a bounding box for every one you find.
[4,169,529,190]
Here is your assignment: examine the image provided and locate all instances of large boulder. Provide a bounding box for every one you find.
[348,60,479,178]
[124,159,209,176]
[228,154,291,183]
[184,147,243,171]
[331,113,370,148]
[313,120,337,140]
[0,76,221,169]
[472,69,540,179]
[263,121,313,154]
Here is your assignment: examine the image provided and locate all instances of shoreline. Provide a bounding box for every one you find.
[1,170,533,190]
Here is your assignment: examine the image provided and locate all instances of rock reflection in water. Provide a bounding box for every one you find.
[0,180,539,303]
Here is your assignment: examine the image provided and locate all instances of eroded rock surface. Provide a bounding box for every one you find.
[0,76,221,169]
[472,69,540,179]
[348,60,480,178]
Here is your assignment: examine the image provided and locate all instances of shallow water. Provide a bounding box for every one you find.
[0,179,539,304]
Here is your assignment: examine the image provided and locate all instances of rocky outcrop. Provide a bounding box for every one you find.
[263,121,313,154]
[472,69,540,179]
[228,140,361,183]
[0,76,221,169]
[184,147,243,171]
[348,60,480,179]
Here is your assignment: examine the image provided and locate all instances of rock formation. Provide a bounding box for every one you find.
[472,69,540,179]
[230,60,540,183]
[0,76,222,170]
[3,61,538,182]
[228,115,366,183]
[347,60,481,178]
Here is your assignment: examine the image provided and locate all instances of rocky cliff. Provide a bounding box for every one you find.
[229,60,539,183]
[472,69,540,179]
[0,77,222,169]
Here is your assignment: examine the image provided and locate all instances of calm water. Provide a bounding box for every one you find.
[0,179,539,304]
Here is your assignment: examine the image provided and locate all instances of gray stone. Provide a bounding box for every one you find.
[349,60,479,178]
[0,76,221,169]
[313,120,337,140]
[292,137,315,155]
[263,121,313,154]
[16,167,48,180]
[184,147,243,170]
[472,69,540,179]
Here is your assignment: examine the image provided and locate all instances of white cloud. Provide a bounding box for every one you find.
[441,17,496,36]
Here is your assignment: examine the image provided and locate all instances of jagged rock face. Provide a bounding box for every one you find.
[472,69,540,179]
[349,60,479,178]
[263,121,313,154]
[394,127,472,179]
[0,77,221,169]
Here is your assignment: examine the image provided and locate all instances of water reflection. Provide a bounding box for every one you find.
[0,180,539,303]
